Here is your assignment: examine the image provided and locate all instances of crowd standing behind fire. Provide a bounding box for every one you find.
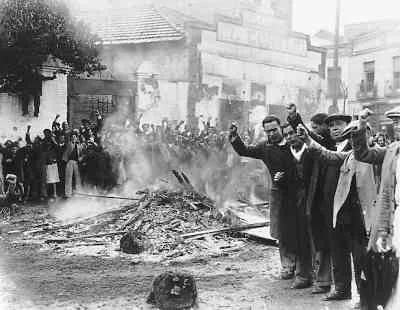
[0,104,397,309]
[0,111,261,206]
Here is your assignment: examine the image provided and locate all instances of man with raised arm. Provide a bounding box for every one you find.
[351,107,400,308]
[297,115,378,307]
[229,116,305,286]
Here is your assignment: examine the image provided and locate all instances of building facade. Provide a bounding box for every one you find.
[80,0,325,129]
[314,20,400,133]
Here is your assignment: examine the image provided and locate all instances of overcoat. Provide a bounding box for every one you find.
[308,139,378,232]
[231,136,299,252]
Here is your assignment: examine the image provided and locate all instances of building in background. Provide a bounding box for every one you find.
[314,19,400,134]
[78,0,325,129]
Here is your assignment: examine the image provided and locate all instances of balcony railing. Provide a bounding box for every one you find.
[356,83,378,100]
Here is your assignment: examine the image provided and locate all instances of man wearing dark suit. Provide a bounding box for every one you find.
[229,116,303,285]
[306,113,336,294]
[281,123,314,288]
[314,114,353,300]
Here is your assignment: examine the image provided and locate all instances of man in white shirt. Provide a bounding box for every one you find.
[281,123,314,288]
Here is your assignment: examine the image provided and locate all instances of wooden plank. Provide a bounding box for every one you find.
[180,222,269,239]
[223,205,276,242]
[45,231,129,244]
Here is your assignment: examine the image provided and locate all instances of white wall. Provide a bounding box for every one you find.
[0,71,68,142]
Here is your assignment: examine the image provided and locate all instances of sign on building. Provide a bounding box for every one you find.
[217,22,307,56]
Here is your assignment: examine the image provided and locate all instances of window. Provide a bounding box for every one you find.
[88,95,115,116]
[363,61,375,92]
[393,57,400,90]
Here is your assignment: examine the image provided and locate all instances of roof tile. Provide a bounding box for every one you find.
[78,6,185,45]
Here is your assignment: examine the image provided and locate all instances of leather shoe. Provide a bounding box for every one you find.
[280,272,295,280]
[323,290,351,301]
[311,286,330,294]
[291,279,312,289]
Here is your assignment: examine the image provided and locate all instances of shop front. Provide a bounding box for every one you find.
[195,5,325,127]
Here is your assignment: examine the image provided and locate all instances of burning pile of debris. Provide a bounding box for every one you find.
[15,175,268,259]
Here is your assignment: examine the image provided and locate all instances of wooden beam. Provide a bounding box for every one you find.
[180,222,269,239]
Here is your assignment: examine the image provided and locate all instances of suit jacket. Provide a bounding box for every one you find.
[352,128,396,248]
[231,136,298,252]
[62,142,84,163]
[308,139,378,231]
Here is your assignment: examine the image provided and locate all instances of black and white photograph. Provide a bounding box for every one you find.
[1,0,400,309]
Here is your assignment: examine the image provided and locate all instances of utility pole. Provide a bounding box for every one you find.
[332,0,341,113]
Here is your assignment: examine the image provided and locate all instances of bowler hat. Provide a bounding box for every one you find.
[325,113,352,125]
[385,106,400,119]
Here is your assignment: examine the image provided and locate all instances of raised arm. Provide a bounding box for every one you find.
[298,124,347,165]
[25,125,32,145]
[229,123,265,160]
[230,135,265,160]
[351,128,386,165]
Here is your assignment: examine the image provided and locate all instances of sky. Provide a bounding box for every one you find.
[293,0,400,35]
[67,0,400,36]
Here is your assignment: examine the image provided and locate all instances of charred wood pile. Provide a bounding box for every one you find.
[17,186,260,258]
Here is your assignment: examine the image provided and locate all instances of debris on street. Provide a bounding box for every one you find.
[147,271,198,310]
[9,187,266,260]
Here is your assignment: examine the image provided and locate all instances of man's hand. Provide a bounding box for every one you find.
[359,108,373,130]
[297,124,310,145]
[273,172,285,183]
[229,123,238,142]
[376,231,392,253]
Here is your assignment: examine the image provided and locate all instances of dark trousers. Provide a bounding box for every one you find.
[277,188,313,281]
[332,190,367,293]
[312,203,334,287]
[295,188,313,282]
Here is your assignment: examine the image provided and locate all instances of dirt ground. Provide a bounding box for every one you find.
[0,204,357,310]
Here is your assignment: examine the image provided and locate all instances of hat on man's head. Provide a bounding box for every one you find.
[341,120,372,139]
[325,113,352,125]
[385,106,400,120]
[5,174,17,184]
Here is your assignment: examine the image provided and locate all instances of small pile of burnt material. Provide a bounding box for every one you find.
[147,272,197,310]
[120,231,145,254]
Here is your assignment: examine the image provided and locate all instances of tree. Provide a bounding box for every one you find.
[0,0,105,115]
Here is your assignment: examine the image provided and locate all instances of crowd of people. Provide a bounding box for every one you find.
[229,103,399,310]
[0,113,105,209]
[0,111,266,215]
[3,102,400,308]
